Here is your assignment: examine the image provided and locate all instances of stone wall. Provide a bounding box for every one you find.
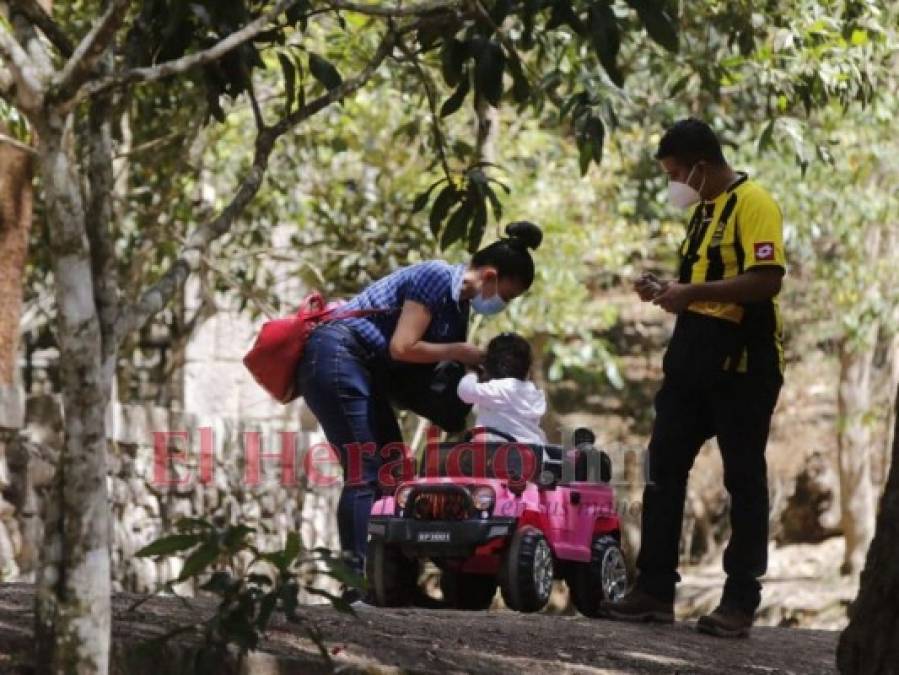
[0,393,341,600]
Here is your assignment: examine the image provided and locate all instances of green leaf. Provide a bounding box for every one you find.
[286,1,311,26]
[588,1,623,87]
[468,200,488,253]
[485,184,503,223]
[412,178,448,213]
[308,52,342,91]
[758,119,776,153]
[417,25,443,51]
[174,518,214,533]
[222,525,254,553]
[738,27,754,56]
[178,542,220,581]
[441,75,471,118]
[429,185,459,237]
[304,586,355,614]
[488,178,511,194]
[668,73,691,97]
[585,115,605,164]
[547,0,586,34]
[628,0,679,53]
[559,91,588,121]
[441,201,474,249]
[441,38,468,87]
[578,138,592,176]
[489,0,512,26]
[507,56,531,105]
[199,570,233,593]
[136,534,201,558]
[474,41,505,107]
[278,53,296,114]
[280,581,300,619]
[284,532,301,564]
[257,592,278,630]
[322,557,366,589]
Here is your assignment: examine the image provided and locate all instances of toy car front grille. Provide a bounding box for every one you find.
[410,489,471,521]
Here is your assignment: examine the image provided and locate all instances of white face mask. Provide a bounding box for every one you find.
[667,164,704,210]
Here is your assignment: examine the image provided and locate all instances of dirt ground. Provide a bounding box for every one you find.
[0,583,838,674]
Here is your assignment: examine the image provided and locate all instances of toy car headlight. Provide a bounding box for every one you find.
[469,486,495,511]
[395,485,413,511]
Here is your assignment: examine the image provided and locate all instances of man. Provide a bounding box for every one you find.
[603,118,785,638]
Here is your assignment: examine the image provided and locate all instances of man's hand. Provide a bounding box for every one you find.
[634,273,668,302]
[652,282,696,314]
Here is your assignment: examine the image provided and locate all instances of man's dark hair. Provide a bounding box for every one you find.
[655,118,726,166]
[483,332,532,381]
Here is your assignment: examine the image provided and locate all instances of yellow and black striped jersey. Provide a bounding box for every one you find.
[675,173,785,376]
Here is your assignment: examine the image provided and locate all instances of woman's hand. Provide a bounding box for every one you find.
[452,343,486,367]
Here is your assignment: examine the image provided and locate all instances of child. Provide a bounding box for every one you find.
[456,332,547,444]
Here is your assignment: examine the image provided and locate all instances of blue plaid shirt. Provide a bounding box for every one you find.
[337,261,469,358]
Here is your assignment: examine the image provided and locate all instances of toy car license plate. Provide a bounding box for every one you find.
[417,531,451,543]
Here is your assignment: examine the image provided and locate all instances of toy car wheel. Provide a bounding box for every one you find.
[365,539,418,607]
[440,570,498,610]
[500,526,554,613]
[568,534,628,617]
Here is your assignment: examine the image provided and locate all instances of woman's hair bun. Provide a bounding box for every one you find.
[504,221,543,251]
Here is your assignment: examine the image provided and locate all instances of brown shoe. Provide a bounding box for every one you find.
[600,588,674,624]
[696,605,753,638]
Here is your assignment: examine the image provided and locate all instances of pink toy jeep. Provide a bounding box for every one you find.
[366,427,627,615]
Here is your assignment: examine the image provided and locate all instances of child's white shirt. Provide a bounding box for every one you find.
[456,372,547,444]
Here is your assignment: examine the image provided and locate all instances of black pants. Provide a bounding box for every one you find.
[636,371,781,612]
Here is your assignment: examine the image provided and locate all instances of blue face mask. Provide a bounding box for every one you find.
[471,286,507,316]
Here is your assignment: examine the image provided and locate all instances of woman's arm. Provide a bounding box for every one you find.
[389,300,483,365]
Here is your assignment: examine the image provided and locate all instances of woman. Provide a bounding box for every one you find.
[295,221,543,589]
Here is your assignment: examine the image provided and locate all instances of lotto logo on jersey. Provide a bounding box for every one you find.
[754,242,775,261]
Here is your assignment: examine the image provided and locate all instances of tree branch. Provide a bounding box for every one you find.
[84,55,122,389]
[9,0,75,57]
[0,131,37,154]
[114,30,397,343]
[0,25,44,107]
[326,0,463,17]
[78,0,301,102]
[50,0,131,105]
[0,64,14,99]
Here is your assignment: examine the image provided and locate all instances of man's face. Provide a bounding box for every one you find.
[659,156,696,185]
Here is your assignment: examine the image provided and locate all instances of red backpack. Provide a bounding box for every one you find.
[242,292,385,403]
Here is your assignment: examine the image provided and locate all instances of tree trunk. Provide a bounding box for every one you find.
[837,382,899,674]
[33,114,112,675]
[837,339,878,576]
[0,125,33,429]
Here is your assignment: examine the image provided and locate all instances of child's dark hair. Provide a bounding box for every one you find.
[471,221,543,290]
[483,332,532,381]
[655,117,726,167]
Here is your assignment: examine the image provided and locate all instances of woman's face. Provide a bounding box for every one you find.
[477,267,527,303]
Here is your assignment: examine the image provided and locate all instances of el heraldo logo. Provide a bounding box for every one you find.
[754,242,775,261]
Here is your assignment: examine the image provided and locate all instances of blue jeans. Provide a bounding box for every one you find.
[295,322,402,573]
